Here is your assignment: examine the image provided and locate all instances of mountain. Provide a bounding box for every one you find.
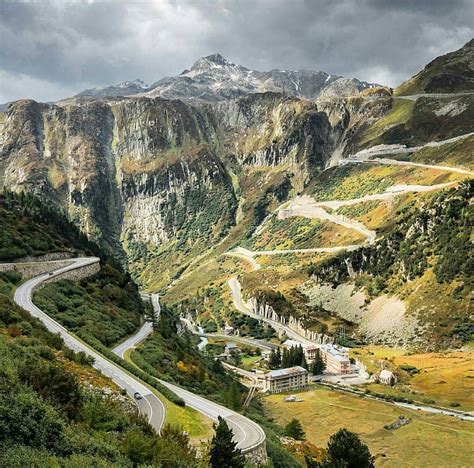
[143,53,378,102]
[1,41,473,349]
[0,93,335,283]
[73,53,378,103]
[396,38,474,95]
[76,78,151,98]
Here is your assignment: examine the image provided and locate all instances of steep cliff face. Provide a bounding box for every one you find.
[215,93,334,190]
[316,88,393,161]
[0,100,122,253]
[0,92,336,286]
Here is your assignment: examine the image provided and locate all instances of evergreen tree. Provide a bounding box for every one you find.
[224,381,242,411]
[281,348,290,368]
[284,418,306,440]
[311,350,326,375]
[209,416,245,468]
[269,348,281,369]
[322,428,375,468]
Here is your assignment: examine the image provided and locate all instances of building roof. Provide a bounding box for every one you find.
[380,369,395,379]
[283,339,318,351]
[320,344,350,362]
[266,366,308,379]
[225,342,238,349]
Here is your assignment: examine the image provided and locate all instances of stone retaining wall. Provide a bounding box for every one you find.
[0,260,75,278]
[35,262,100,290]
[242,442,268,465]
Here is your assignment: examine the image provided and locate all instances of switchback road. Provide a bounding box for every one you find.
[13,258,166,434]
[115,294,267,453]
[112,293,160,359]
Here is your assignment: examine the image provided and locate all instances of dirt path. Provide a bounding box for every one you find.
[313,182,457,209]
[279,195,377,242]
[361,158,474,176]
[226,179,460,268]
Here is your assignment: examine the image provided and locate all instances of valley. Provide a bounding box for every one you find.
[0,36,473,467]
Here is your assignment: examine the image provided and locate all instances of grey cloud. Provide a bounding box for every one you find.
[0,0,472,103]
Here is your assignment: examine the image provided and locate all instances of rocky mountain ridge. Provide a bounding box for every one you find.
[75,53,378,103]
[77,79,151,99]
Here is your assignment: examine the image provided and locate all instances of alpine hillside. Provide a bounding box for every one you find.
[1,40,473,350]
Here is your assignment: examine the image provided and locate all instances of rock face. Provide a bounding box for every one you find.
[0,92,336,284]
[247,296,334,345]
[73,53,377,104]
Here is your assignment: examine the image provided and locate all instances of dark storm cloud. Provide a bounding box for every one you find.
[0,0,473,103]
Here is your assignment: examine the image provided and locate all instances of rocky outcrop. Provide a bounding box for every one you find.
[215,93,334,189]
[316,91,392,161]
[0,92,336,285]
[247,296,334,344]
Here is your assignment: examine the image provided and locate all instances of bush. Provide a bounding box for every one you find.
[284,418,305,440]
[77,332,185,407]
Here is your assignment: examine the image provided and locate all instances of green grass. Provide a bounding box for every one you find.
[359,98,415,146]
[123,349,214,441]
[265,386,474,467]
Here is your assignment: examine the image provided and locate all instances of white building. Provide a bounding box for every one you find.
[320,344,351,374]
[379,369,397,386]
[263,366,308,393]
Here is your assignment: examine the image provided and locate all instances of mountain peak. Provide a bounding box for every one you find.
[202,53,229,65]
[185,53,245,75]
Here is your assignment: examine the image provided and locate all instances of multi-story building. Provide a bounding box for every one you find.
[263,366,308,393]
[319,344,351,374]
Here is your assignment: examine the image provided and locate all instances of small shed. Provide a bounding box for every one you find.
[379,369,397,386]
[224,342,241,356]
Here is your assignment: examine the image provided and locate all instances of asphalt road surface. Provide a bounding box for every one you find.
[121,298,267,452]
[112,293,160,359]
[12,257,166,434]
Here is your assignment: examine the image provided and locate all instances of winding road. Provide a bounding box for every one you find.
[12,258,266,454]
[180,316,278,351]
[112,293,160,359]
[12,258,166,434]
[342,157,474,176]
[112,292,267,453]
[228,276,315,345]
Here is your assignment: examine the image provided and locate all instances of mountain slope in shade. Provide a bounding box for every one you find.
[396,38,474,95]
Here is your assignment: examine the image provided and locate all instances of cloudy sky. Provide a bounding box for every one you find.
[1,0,473,103]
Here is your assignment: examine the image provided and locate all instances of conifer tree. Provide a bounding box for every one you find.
[209,416,245,468]
[311,349,326,375]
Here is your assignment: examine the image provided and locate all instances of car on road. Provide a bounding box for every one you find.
[133,392,143,400]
